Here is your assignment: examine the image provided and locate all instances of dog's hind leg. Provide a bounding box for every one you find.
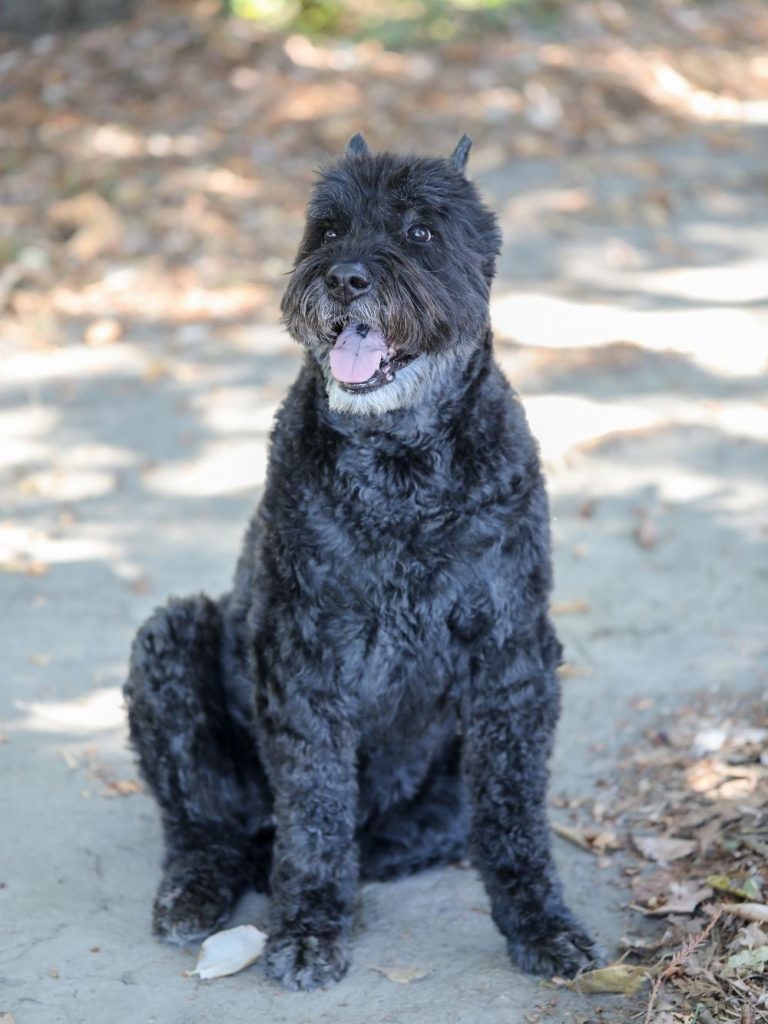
[124,594,273,944]
[360,738,469,881]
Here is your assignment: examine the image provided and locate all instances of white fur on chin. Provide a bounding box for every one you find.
[325,350,460,416]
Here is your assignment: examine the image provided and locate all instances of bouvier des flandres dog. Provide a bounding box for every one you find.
[124,133,601,990]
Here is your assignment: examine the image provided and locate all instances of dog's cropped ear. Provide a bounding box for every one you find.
[449,134,472,173]
[346,133,370,159]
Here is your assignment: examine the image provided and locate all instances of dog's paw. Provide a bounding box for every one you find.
[263,931,350,991]
[152,865,233,946]
[507,915,604,979]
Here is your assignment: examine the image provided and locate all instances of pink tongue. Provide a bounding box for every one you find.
[330,323,388,384]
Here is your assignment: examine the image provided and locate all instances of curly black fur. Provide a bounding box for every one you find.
[124,134,601,990]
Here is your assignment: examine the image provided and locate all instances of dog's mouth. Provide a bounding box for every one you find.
[329,322,418,394]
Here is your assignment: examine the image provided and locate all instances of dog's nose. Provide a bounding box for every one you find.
[325,262,371,305]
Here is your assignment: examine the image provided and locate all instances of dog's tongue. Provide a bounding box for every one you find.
[330,323,387,384]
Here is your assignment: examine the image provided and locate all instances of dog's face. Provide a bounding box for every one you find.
[281,135,501,415]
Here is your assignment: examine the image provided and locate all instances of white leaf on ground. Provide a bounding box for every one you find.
[721,903,768,924]
[632,834,696,863]
[186,925,267,980]
[369,965,429,984]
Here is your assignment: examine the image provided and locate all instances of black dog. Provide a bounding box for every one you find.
[124,133,601,990]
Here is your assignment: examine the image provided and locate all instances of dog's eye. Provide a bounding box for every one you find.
[323,227,339,241]
[407,224,432,243]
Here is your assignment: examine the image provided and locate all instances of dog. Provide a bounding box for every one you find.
[124,133,601,991]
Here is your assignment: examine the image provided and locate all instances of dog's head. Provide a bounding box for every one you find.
[281,134,501,415]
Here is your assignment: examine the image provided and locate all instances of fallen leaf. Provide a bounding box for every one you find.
[552,822,591,851]
[143,357,172,382]
[619,933,668,953]
[186,924,267,980]
[368,964,429,984]
[696,815,724,856]
[0,558,48,576]
[564,962,650,995]
[129,575,151,595]
[707,875,762,901]
[633,515,659,549]
[552,822,620,854]
[551,599,590,616]
[733,922,768,950]
[644,882,713,916]
[632,697,654,711]
[557,663,589,680]
[104,779,144,797]
[48,192,124,262]
[721,903,768,924]
[632,835,696,864]
[724,946,768,975]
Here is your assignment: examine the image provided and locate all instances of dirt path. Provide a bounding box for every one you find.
[2,7,767,1022]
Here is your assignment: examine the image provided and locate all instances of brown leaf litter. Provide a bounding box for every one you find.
[554,692,767,1022]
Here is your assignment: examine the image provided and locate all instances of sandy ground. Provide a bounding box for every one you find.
[2,132,767,1023]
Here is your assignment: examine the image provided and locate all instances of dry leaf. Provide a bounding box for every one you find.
[724,946,768,975]
[552,822,591,851]
[633,515,659,549]
[186,925,267,980]
[707,875,762,901]
[104,779,144,797]
[697,815,724,857]
[48,192,124,262]
[143,357,172,382]
[129,575,151,595]
[557,663,589,680]
[551,599,590,616]
[644,882,713,916]
[369,965,429,984]
[721,903,768,924]
[565,962,650,995]
[552,822,619,854]
[632,835,696,864]
[733,922,768,950]
[0,558,48,576]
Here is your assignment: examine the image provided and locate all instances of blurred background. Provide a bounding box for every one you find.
[1,2,767,1022]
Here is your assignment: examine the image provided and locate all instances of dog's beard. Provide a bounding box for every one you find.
[280,250,490,416]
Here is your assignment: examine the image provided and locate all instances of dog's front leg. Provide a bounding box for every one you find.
[262,709,358,991]
[463,625,601,978]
